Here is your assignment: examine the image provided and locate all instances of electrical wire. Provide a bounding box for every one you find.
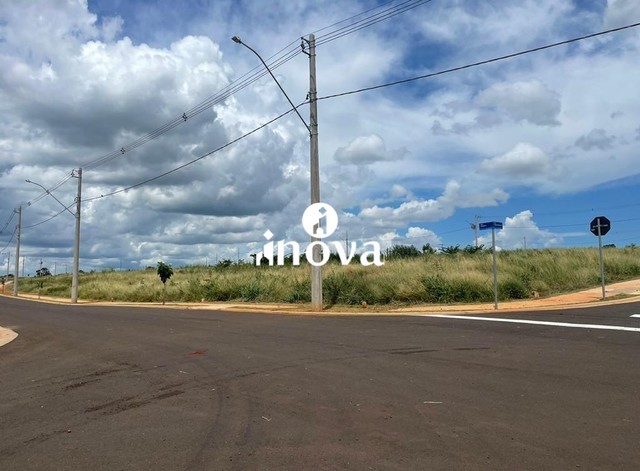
[316,0,432,47]
[75,0,433,172]
[0,210,16,235]
[0,226,17,253]
[317,21,640,101]
[23,202,76,229]
[83,106,298,202]
[9,0,433,212]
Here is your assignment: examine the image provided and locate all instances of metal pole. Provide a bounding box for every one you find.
[491,227,498,310]
[13,206,21,296]
[71,168,82,303]
[6,251,10,277]
[474,215,479,249]
[308,34,322,311]
[597,218,605,300]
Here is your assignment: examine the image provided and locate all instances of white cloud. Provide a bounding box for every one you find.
[475,79,561,126]
[334,134,406,165]
[575,128,617,151]
[605,0,640,28]
[478,210,563,249]
[390,184,410,199]
[359,180,508,227]
[479,143,554,178]
[2,1,640,271]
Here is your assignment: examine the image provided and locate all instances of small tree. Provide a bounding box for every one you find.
[422,243,436,255]
[157,261,174,305]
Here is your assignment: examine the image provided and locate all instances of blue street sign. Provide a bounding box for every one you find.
[479,221,503,230]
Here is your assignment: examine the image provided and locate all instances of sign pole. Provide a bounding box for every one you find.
[492,227,498,310]
[597,217,605,300]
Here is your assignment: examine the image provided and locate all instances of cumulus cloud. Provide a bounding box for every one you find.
[334,134,406,165]
[575,128,617,151]
[390,184,411,199]
[478,210,563,249]
[605,0,640,28]
[376,227,441,251]
[359,180,508,226]
[2,1,640,271]
[479,143,554,178]
[475,80,561,126]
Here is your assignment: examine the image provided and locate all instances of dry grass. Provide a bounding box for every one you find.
[17,247,640,306]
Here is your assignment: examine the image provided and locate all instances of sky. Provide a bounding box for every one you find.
[0,0,639,275]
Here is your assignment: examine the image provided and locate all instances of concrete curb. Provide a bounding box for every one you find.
[1,288,639,316]
[0,326,18,348]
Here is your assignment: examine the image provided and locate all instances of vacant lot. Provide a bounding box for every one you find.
[16,247,640,306]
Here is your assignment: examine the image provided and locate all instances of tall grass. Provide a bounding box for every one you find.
[16,248,640,306]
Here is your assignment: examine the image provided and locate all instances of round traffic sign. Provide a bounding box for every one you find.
[590,216,611,236]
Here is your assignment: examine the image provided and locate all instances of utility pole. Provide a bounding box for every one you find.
[13,206,21,296]
[71,168,82,303]
[231,33,322,310]
[6,251,9,277]
[472,215,480,248]
[491,226,498,310]
[523,236,527,250]
[307,33,322,311]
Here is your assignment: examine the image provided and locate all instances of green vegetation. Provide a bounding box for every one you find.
[156,261,174,305]
[15,247,640,306]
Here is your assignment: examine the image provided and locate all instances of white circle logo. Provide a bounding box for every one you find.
[302,203,338,239]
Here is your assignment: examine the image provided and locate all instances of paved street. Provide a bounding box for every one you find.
[1,296,639,470]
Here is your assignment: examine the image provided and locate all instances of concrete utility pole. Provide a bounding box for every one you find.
[13,206,21,296]
[231,34,323,310]
[307,34,322,311]
[472,215,480,248]
[491,226,498,310]
[5,251,9,277]
[71,168,82,303]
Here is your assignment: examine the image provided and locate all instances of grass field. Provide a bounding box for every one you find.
[14,247,640,306]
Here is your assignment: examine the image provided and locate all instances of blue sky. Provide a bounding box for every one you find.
[0,0,639,274]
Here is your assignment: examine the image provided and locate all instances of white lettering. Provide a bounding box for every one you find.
[306,241,330,266]
[360,241,384,266]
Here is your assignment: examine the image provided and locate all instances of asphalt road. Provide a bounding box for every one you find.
[1,297,639,470]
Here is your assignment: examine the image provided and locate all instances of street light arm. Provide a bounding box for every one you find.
[25,179,75,217]
[231,36,310,133]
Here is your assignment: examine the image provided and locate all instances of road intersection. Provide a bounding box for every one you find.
[1,294,639,470]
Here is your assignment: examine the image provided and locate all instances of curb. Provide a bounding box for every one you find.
[0,326,18,348]
[1,290,639,316]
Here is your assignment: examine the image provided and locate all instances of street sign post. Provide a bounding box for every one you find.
[590,216,611,300]
[479,221,503,309]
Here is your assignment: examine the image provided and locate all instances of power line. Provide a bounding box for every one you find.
[317,21,640,101]
[0,226,16,253]
[316,0,432,47]
[0,210,16,235]
[6,0,434,214]
[23,202,75,229]
[83,107,298,203]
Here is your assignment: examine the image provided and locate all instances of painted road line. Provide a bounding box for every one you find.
[419,315,640,333]
[631,314,640,318]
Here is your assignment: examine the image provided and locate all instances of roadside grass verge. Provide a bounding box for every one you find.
[15,247,640,306]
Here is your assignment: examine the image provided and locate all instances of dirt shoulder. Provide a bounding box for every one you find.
[2,278,640,315]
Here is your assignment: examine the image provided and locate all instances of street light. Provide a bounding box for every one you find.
[232,34,323,310]
[25,170,83,303]
[231,36,310,132]
[25,179,75,217]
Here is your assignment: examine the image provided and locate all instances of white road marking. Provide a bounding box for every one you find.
[419,315,640,332]
[631,314,640,318]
